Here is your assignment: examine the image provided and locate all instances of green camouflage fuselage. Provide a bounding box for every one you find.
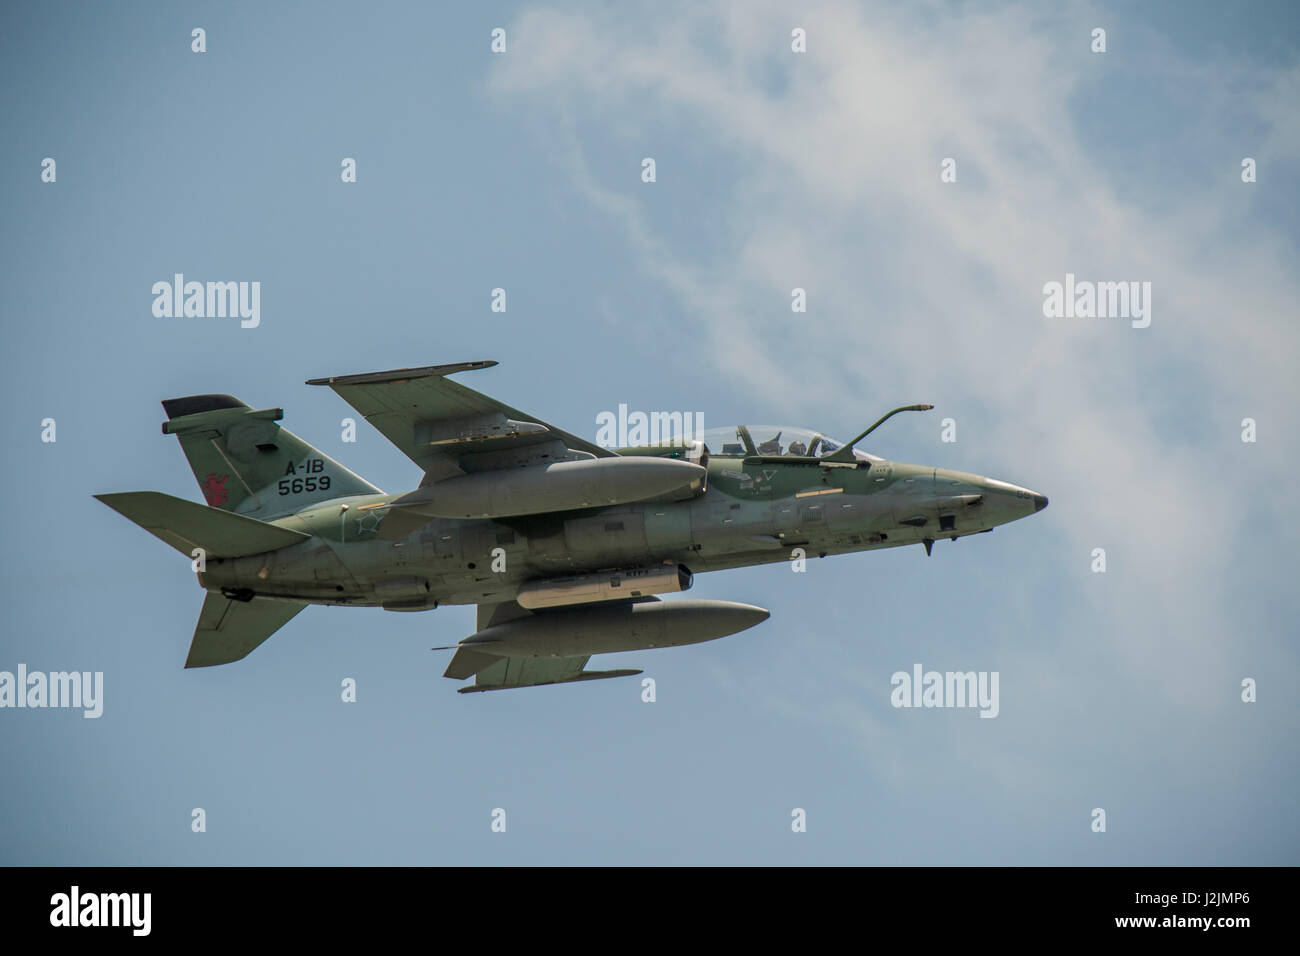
[198,454,1043,609]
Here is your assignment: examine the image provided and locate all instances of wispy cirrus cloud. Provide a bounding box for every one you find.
[489,1,1299,756]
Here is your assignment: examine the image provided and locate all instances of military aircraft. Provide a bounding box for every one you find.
[95,361,1048,693]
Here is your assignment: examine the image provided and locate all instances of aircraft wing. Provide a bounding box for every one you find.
[306,361,614,483]
[442,600,642,693]
[446,650,642,694]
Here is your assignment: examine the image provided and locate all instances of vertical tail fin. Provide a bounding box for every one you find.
[161,394,381,520]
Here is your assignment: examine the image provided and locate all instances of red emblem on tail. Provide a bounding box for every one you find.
[201,473,230,506]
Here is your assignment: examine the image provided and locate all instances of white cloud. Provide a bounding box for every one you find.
[490,0,1300,737]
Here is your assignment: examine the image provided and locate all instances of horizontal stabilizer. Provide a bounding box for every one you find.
[186,593,307,667]
[95,491,309,557]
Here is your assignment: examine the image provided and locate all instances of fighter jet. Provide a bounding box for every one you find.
[95,361,1048,693]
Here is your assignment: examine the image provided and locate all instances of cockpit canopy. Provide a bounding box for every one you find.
[697,426,882,462]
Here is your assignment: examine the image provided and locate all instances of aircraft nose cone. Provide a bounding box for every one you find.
[1032,493,1049,513]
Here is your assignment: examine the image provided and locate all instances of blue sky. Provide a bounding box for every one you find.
[1,0,1297,864]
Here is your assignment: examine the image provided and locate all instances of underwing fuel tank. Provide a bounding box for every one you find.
[516,564,693,610]
[461,598,770,660]
[391,456,706,519]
